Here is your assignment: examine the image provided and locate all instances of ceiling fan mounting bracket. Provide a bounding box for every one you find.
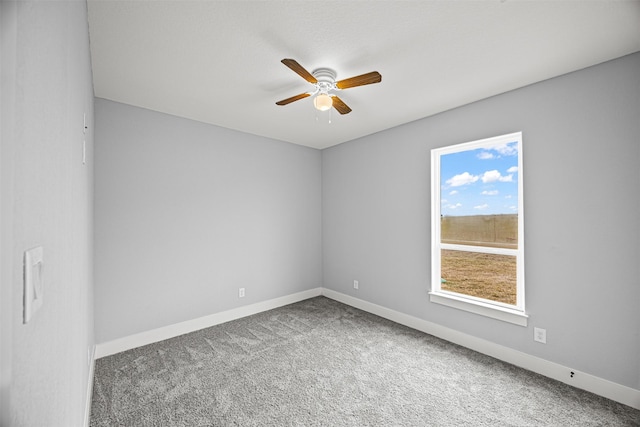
[312,68,337,83]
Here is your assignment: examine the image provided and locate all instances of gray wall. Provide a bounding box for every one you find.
[1,1,95,425]
[94,99,323,343]
[322,53,640,390]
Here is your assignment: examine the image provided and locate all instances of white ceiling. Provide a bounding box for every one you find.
[87,1,640,150]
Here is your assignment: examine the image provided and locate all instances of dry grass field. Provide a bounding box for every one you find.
[440,250,517,305]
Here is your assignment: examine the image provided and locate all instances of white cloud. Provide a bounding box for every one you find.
[446,172,478,187]
[481,170,513,183]
[507,166,519,173]
[486,142,518,156]
[449,190,458,195]
[481,190,499,196]
[505,195,512,199]
[446,203,462,209]
[481,170,501,183]
[474,204,489,210]
[477,151,494,160]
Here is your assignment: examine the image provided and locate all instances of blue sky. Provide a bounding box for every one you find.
[440,141,519,216]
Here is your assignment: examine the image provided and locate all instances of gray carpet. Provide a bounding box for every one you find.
[91,297,640,426]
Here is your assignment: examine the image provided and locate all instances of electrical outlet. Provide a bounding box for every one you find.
[353,280,359,290]
[534,327,547,344]
[238,288,245,298]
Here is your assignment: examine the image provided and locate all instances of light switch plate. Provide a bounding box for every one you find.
[24,246,44,323]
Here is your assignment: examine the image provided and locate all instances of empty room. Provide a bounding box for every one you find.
[1,1,639,426]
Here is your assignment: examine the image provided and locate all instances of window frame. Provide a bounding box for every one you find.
[430,132,527,326]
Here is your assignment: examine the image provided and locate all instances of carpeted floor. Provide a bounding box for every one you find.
[91,296,640,426]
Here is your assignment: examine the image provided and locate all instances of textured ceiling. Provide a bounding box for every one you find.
[87,1,640,150]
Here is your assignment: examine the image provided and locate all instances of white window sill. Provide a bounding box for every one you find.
[429,292,528,326]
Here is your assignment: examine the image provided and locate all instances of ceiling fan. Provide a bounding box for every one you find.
[275,58,382,115]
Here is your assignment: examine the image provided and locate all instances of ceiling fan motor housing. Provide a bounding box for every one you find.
[312,68,337,94]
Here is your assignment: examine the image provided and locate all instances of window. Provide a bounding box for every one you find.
[430,132,526,326]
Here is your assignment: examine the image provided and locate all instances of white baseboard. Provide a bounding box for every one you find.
[94,287,322,359]
[84,344,96,427]
[321,288,640,411]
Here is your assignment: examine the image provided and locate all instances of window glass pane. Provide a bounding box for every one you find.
[440,142,519,249]
[440,249,517,305]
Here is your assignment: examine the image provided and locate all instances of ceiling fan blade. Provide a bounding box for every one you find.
[281,59,318,84]
[275,92,311,106]
[335,71,382,89]
[331,96,352,115]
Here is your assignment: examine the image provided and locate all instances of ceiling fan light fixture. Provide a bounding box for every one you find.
[313,93,333,111]
[276,59,381,115]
